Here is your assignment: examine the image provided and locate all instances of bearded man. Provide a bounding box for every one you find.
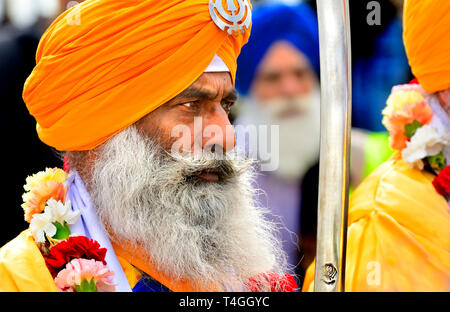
[0,0,293,292]
[303,0,450,291]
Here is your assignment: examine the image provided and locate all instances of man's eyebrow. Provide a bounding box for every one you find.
[224,89,239,101]
[260,64,310,76]
[171,86,238,102]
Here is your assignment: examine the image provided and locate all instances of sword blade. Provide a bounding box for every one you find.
[314,0,352,292]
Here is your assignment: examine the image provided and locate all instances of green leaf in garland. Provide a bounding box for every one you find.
[427,152,446,172]
[52,221,71,240]
[404,120,422,139]
[75,279,98,292]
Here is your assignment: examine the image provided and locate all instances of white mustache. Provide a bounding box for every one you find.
[168,150,255,183]
[258,95,316,120]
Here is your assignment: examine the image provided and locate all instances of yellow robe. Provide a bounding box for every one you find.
[0,230,58,292]
[0,231,209,292]
[0,229,142,291]
[303,153,450,291]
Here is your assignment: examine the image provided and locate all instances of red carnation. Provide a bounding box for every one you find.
[248,271,298,292]
[45,236,107,278]
[432,166,450,196]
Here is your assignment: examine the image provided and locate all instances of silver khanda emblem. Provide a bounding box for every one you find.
[209,0,252,35]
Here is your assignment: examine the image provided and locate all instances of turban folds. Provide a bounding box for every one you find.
[23,0,251,151]
[235,3,319,96]
[403,0,450,93]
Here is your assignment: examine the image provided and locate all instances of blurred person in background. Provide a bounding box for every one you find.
[233,2,394,286]
[0,0,84,246]
[303,0,450,291]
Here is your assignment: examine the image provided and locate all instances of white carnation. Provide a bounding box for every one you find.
[30,213,56,243]
[44,199,80,225]
[402,125,450,169]
[29,199,80,243]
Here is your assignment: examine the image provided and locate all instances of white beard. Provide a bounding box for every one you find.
[239,89,321,181]
[82,125,288,291]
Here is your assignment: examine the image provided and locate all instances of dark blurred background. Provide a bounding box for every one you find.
[0,0,77,246]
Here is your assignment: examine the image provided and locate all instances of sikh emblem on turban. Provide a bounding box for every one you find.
[209,0,252,35]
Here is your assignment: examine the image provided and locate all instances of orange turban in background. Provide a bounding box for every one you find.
[403,0,450,93]
[23,0,251,151]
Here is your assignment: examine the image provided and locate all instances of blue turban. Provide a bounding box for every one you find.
[235,3,320,96]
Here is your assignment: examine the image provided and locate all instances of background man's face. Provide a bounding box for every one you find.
[250,40,318,102]
[241,40,321,181]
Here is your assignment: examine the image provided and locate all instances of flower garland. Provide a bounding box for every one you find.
[22,168,115,292]
[382,82,450,198]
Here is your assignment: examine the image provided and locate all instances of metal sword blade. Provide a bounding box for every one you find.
[314,0,352,292]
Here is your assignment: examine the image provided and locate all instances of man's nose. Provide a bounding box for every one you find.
[280,75,304,98]
[201,106,236,154]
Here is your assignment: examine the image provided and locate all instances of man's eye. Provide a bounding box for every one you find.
[262,72,281,83]
[222,101,235,113]
[180,101,199,109]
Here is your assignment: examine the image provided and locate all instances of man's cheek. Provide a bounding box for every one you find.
[169,124,195,156]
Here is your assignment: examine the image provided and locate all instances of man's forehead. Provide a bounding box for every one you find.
[174,72,236,100]
[258,41,313,73]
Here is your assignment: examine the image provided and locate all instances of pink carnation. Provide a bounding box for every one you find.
[385,100,433,151]
[391,83,427,96]
[54,258,115,292]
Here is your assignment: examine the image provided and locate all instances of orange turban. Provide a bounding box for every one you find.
[23,0,252,151]
[403,0,450,93]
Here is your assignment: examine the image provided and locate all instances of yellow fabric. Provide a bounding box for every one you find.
[0,230,58,292]
[303,153,450,291]
[302,260,315,292]
[23,0,251,151]
[116,255,142,289]
[403,0,450,93]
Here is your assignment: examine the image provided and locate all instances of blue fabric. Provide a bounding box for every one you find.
[352,18,411,131]
[132,273,172,292]
[235,3,320,95]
